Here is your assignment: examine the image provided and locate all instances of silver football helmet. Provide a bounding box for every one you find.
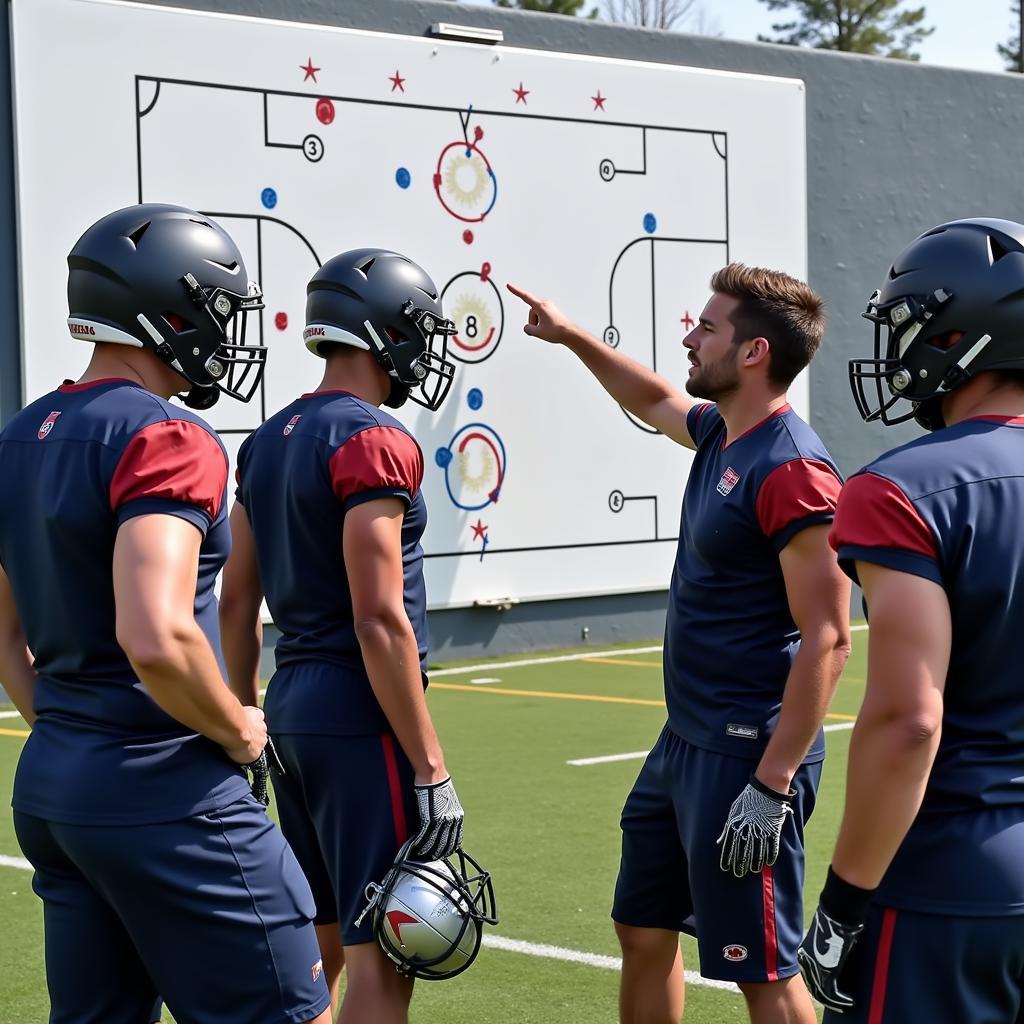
[356,840,498,980]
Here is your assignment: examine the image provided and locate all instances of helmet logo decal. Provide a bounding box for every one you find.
[68,323,96,336]
[37,411,61,440]
[386,910,420,946]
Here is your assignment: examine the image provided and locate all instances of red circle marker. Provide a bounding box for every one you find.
[275,312,288,331]
[463,230,474,245]
[315,98,335,125]
[474,126,484,142]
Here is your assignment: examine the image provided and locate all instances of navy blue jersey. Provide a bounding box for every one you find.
[666,404,843,759]
[0,378,248,825]
[235,390,428,735]
[832,415,1024,916]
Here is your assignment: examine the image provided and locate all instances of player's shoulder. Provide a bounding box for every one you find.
[852,430,956,499]
[773,406,832,457]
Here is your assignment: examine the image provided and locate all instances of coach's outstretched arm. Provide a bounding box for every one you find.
[113,514,267,766]
[0,565,37,726]
[508,284,698,449]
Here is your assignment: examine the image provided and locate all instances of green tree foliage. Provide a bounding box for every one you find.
[997,1,1024,72]
[757,0,933,60]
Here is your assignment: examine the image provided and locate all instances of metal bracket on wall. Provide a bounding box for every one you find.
[473,596,519,612]
[430,23,504,45]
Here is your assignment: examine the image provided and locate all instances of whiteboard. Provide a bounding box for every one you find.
[10,0,808,609]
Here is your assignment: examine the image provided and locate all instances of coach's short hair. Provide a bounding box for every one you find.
[710,263,826,388]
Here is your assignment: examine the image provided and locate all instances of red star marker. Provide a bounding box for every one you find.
[681,311,695,329]
[513,81,529,105]
[300,58,320,83]
[471,519,488,541]
[389,69,406,93]
[592,91,606,111]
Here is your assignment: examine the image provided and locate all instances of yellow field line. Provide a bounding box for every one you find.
[582,657,662,668]
[825,712,857,721]
[0,727,28,738]
[430,682,665,707]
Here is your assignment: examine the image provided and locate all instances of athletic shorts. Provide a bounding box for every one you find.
[612,722,821,983]
[14,795,330,1024]
[271,731,419,945]
[823,903,1024,1023]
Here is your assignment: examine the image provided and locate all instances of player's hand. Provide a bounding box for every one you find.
[224,704,268,765]
[506,283,575,344]
[411,776,465,861]
[797,905,864,1012]
[716,774,794,877]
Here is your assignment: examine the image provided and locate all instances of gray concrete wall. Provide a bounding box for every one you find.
[4,0,1020,658]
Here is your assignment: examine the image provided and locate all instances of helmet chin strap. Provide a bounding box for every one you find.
[182,384,220,410]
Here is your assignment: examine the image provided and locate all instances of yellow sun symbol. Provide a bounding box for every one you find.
[453,293,493,343]
[443,151,487,209]
[458,444,495,495]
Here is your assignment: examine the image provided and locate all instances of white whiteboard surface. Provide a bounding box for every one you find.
[11,0,807,609]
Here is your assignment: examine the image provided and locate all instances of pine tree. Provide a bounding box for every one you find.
[997,1,1024,72]
[757,0,933,60]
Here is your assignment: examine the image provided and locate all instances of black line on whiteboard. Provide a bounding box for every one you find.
[200,212,322,266]
[424,536,677,559]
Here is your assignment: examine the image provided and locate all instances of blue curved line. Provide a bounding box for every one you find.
[481,171,498,219]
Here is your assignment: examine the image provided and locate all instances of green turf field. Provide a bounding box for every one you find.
[0,630,867,1023]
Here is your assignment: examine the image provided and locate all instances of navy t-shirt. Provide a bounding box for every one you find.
[832,415,1024,916]
[235,390,428,736]
[0,378,248,826]
[665,403,843,760]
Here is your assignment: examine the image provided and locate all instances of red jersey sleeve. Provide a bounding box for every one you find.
[829,472,940,584]
[110,419,228,528]
[329,426,424,512]
[755,458,843,550]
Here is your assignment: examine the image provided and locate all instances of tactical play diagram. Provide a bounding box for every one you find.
[12,0,808,607]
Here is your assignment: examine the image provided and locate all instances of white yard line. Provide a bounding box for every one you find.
[429,645,663,677]
[470,677,502,685]
[482,935,739,993]
[824,722,855,733]
[0,854,32,871]
[0,710,24,719]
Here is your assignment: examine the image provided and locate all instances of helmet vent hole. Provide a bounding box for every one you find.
[988,235,1011,264]
[162,312,192,334]
[928,330,964,351]
[357,257,376,277]
[126,221,151,248]
[383,326,402,343]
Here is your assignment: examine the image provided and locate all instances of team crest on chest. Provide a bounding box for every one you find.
[37,411,61,439]
[283,414,301,436]
[717,466,740,496]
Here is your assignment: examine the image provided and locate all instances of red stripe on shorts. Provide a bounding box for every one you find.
[761,865,779,981]
[380,734,408,845]
[868,908,898,1024]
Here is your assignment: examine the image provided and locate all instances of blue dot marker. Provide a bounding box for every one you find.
[261,187,278,210]
[643,212,657,234]
[435,447,453,468]
[395,167,411,189]
[467,388,483,410]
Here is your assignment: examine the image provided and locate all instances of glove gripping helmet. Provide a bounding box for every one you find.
[303,248,457,411]
[851,218,1024,431]
[356,841,498,980]
[66,204,266,410]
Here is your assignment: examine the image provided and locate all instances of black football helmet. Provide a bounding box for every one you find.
[355,840,498,981]
[66,204,265,410]
[303,248,456,411]
[851,218,1024,431]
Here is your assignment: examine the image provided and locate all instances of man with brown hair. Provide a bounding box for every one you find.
[509,266,851,1024]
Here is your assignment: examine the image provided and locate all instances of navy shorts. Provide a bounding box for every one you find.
[271,731,419,945]
[14,794,330,1024]
[612,723,821,983]
[823,904,1024,1024]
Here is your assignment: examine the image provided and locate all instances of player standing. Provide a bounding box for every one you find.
[509,265,851,1024]
[0,204,332,1024]
[799,218,1024,1022]
[220,248,462,1023]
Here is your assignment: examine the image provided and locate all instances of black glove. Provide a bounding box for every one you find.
[716,774,794,877]
[411,777,464,860]
[798,867,875,1013]
[242,737,284,807]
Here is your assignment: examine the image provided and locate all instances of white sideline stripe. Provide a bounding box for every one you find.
[470,677,502,685]
[569,722,855,765]
[0,710,23,719]
[429,645,663,677]
[481,934,739,993]
[0,854,32,871]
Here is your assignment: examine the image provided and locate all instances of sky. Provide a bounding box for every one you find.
[460,0,1015,74]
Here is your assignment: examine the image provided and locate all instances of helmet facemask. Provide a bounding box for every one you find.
[363,300,457,412]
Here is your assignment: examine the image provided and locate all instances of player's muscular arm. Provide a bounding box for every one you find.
[113,514,265,763]
[756,524,852,793]
[220,502,265,707]
[344,497,447,785]
[0,564,37,726]
[830,563,950,889]
[507,283,697,448]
